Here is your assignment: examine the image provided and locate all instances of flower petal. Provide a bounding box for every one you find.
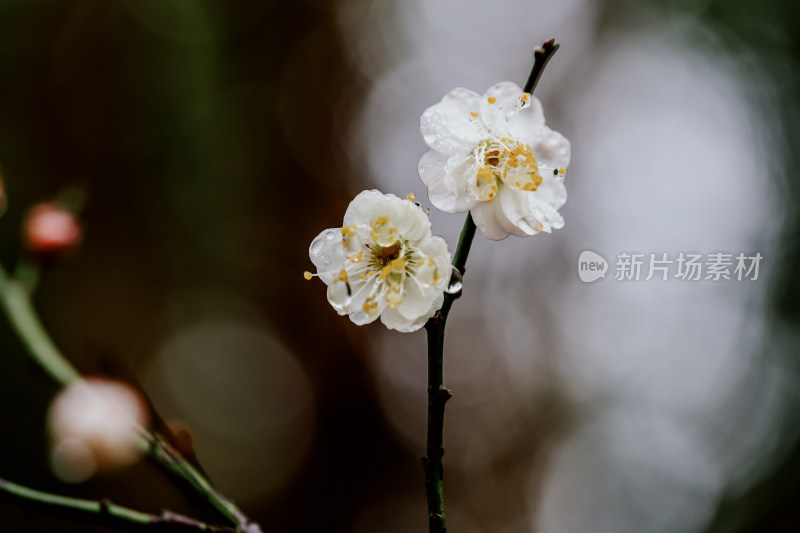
[521,125,571,169]
[396,276,433,320]
[309,228,347,284]
[420,87,484,157]
[470,199,519,241]
[327,279,351,315]
[497,177,567,236]
[392,196,431,242]
[379,307,416,332]
[508,95,546,135]
[480,81,539,134]
[419,151,475,213]
[415,235,450,266]
[343,189,385,227]
[381,299,439,333]
[347,280,386,325]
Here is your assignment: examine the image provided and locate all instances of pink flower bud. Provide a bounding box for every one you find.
[22,202,82,256]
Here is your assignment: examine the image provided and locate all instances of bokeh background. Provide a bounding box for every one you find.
[0,0,799,531]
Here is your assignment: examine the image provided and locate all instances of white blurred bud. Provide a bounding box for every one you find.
[47,378,149,483]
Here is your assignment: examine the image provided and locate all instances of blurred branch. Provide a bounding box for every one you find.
[0,262,262,533]
[147,434,257,531]
[91,345,210,478]
[0,262,79,385]
[421,39,560,533]
[0,476,238,532]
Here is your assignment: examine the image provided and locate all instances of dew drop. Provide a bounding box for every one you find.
[322,255,332,265]
[310,239,324,254]
[445,267,463,295]
[326,230,336,241]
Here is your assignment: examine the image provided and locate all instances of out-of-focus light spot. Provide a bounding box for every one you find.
[534,409,724,533]
[145,296,314,504]
[338,0,595,84]
[48,378,149,483]
[533,29,786,533]
[370,307,555,469]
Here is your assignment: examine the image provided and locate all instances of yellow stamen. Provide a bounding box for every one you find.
[380,265,392,280]
[391,257,405,272]
[487,96,496,104]
[303,271,312,280]
[407,193,416,202]
[470,111,479,118]
[386,286,403,308]
[363,297,379,316]
[477,166,494,180]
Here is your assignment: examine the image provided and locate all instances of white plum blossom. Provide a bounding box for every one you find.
[418,82,570,240]
[306,190,452,332]
[48,378,149,483]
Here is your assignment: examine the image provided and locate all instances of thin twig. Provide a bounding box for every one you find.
[421,39,561,533]
[0,476,238,532]
[0,263,261,533]
[523,39,560,95]
[422,213,476,533]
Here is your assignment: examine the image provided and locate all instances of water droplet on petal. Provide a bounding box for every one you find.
[326,230,336,241]
[310,239,324,254]
[445,267,463,295]
[322,255,331,265]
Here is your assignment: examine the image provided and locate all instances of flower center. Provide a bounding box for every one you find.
[470,137,543,202]
[324,210,446,318]
[371,243,402,267]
